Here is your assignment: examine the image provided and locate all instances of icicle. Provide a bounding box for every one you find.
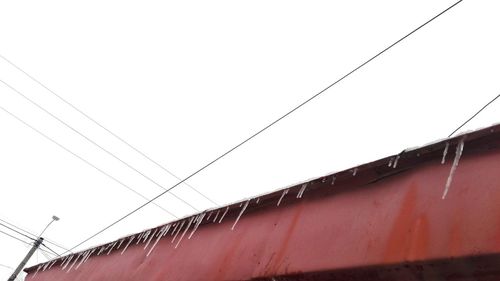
[86,249,94,262]
[175,217,195,248]
[75,251,90,270]
[32,265,42,278]
[48,259,57,270]
[277,189,289,206]
[170,223,179,235]
[442,138,465,199]
[441,142,449,164]
[206,211,213,221]
[82,249,95,265]
[42,260,50,272]
[322,177,327,183]
[255,198,260,204]
[231,200,250,230]
[219,206,229,223]
[121,235,135,255]
[136,232,145,245]
[388,157,394,167]
[297,183,307,198]
[97,247,105,256]
[162,224,171,237]
[142,230,151,243]
[393,155,400,168]
[116,239,125,249]
[60,255,69,267]
[331,176,336,186]
[147,226,168,257]
[144,229,158,249]
[107,241,118,255]
[352,168,358,176]
[66,253,81,273]
[171,220,185,243]
[189,213,206,239]
[213,210,220,222]
[62,255,74,270]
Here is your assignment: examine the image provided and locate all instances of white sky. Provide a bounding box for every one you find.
[1,0,499,278]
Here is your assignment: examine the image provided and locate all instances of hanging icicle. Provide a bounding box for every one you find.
[442,138,465,199]
[231,200,250,230]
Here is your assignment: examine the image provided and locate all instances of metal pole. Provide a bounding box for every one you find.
[7,237,43,281]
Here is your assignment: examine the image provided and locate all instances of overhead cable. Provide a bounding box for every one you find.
[448,93,500,137]
[0,79,202,212]
[0,54,217,206]
[0,216,70,253]
[0,105,177,218]
[63,0,464,254]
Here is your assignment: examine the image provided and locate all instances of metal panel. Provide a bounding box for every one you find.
[25,125,500,280]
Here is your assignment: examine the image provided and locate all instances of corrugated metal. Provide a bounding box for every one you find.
[25,124,500,280]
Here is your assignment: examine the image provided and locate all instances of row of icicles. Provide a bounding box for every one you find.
[30,138,465,278]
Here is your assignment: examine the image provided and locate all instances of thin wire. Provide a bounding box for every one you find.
[0,105,177,218]
[0,216,70,253]
[0,79,200,212]
[63,0,463,254]
[448,93,500,137]
[0,54,218,206]
[41,243,61,258]
[0,229,33,246]
[0,229,55,257]
[0,222,35,242]
[39,248,55,261]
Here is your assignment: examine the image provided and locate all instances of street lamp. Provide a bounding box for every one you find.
[7,215,60,281]
[38,215,60,237]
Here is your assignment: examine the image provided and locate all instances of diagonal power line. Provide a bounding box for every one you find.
[0,79,199,212]
[0,216,69,253]
[0,222,35,242]
[62,0,464,254]
[0,105,177,218]
[448,93,500,137]
[0,229,33,246]
[0,228,56,257]
[0,53,218,206]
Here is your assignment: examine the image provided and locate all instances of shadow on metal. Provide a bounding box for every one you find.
[253,254,500,281]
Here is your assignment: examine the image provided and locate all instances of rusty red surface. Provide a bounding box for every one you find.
[25,124,500,280]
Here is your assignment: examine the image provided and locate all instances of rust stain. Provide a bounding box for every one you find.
[383,183,418,262]
[264,202,305,275]
[212,232,244,281]
[406,215,429,261]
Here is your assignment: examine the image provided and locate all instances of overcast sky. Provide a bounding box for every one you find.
[1,0,499,278]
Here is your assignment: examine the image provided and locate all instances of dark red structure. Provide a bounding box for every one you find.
[25,124,500,280]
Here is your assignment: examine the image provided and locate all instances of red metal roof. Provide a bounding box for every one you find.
[25,123,500,280]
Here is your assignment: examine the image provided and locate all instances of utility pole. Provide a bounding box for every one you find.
[7,237,43,281]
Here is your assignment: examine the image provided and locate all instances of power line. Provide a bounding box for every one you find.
[0,79,207,212]
[0,54,218,206]
[0,105,177,218]
[63,0,463,254]
[0,216,70,253]
[0,222,35,242]
[0,229,32,246]
[0,229,55,259]
[39,247,55,261]
[41,243,61,258]
[448,93,500,137]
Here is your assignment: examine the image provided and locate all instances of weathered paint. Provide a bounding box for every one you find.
[25,124,500,280]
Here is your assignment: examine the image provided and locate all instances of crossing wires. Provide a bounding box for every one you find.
[0,54,218,207]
